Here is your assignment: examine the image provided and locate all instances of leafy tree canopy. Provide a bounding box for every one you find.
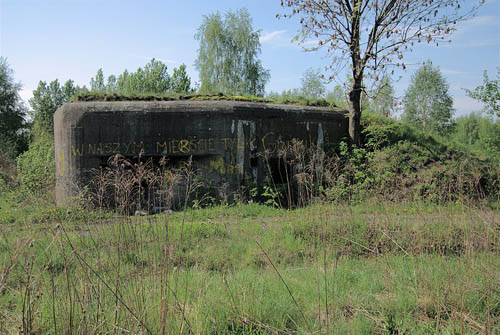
[403,62,454,134]
[195,8,270,96]
[90,68,106,92]
[369,76,395,117]
[29,79,81,132]
[0,57,28,156]
[90,59,191,95]
[171,64,192,94]
[301,68,326,99]
[466,68,500,116]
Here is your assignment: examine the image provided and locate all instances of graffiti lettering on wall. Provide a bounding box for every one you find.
[156,138,216,154]
[66,132,322,158]
[57,131,330,178]
[207,156,242,175]
[56,150,67,177]
[156,137,253,155]
[71,141,145,156]
[68,136,274,157]
[222,137,247,150]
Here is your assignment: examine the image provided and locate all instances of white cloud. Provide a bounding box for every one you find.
[259,31,323,50]
[260,30,287,43]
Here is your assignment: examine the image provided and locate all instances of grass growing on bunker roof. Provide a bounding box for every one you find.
[70,92,341,108]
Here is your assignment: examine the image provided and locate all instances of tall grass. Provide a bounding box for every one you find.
[1,200,499,334]
[1,139,499,334]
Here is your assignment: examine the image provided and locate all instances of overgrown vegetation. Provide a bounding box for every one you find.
[89,59,192,95]
[1,28,499,333]
[16,125,55,197]
[329,112,500,204]
[1,201,498,334]
[2,105,499,333]
[70,91,339,107]
[0,57,29,158]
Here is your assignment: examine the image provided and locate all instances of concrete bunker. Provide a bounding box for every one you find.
[54,100,348,210]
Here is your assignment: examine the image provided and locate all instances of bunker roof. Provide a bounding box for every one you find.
[71,92,347,111]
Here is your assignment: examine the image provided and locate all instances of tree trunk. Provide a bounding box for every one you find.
[348,76,362,146]
[348,0,363,147]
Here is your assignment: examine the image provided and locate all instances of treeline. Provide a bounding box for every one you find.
[2,57,499,202]
[88,60,191,95]
[31,59,192,134]
[1,6,499,204]
[268,62,500,158]
[0,57,196,197]
[1,57,193,152]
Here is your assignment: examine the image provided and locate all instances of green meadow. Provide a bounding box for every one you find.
[1,202,498,334]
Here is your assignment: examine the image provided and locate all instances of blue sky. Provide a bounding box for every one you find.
[1,0,499,116]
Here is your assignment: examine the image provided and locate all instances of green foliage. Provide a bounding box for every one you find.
[261,184,281,208]
[71,91,344,111]
[105,74,117,92]
[195,8,270,96]
[90,68,106,92]
[0,152,17,193]
[453,112,481,146]
[0,202,498,333]
[300,67,325,99]
[0,57,28,157]
[267,74,350,108]
[403,62,455,134]
[16,126,55,196]
[171,63,192,93]
[325,84,348,108]
[90,60,192,95]
[118,58,171,94]
[466,68,500,116]
[451,112,500,156]
[266,88,301,100]
[267,92,333,107]
[323,112,499,204]
[29,79,79,132]
[369,75,395,117]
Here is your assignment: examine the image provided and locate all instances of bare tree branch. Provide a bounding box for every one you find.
[279,0,482,145]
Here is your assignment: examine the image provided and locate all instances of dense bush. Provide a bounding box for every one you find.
[323,112,500,204]
[0,57,29,157]
[450,112,500,156]
[0,152,17,193]
[16,126,55,196]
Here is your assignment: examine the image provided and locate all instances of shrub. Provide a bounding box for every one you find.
[0,151,17,193]
[322,112,500,204]
[16,126,55,197]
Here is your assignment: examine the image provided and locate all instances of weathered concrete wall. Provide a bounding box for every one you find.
[54,100,348,207]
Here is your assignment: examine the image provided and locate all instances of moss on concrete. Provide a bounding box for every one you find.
[71,92,338,108]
